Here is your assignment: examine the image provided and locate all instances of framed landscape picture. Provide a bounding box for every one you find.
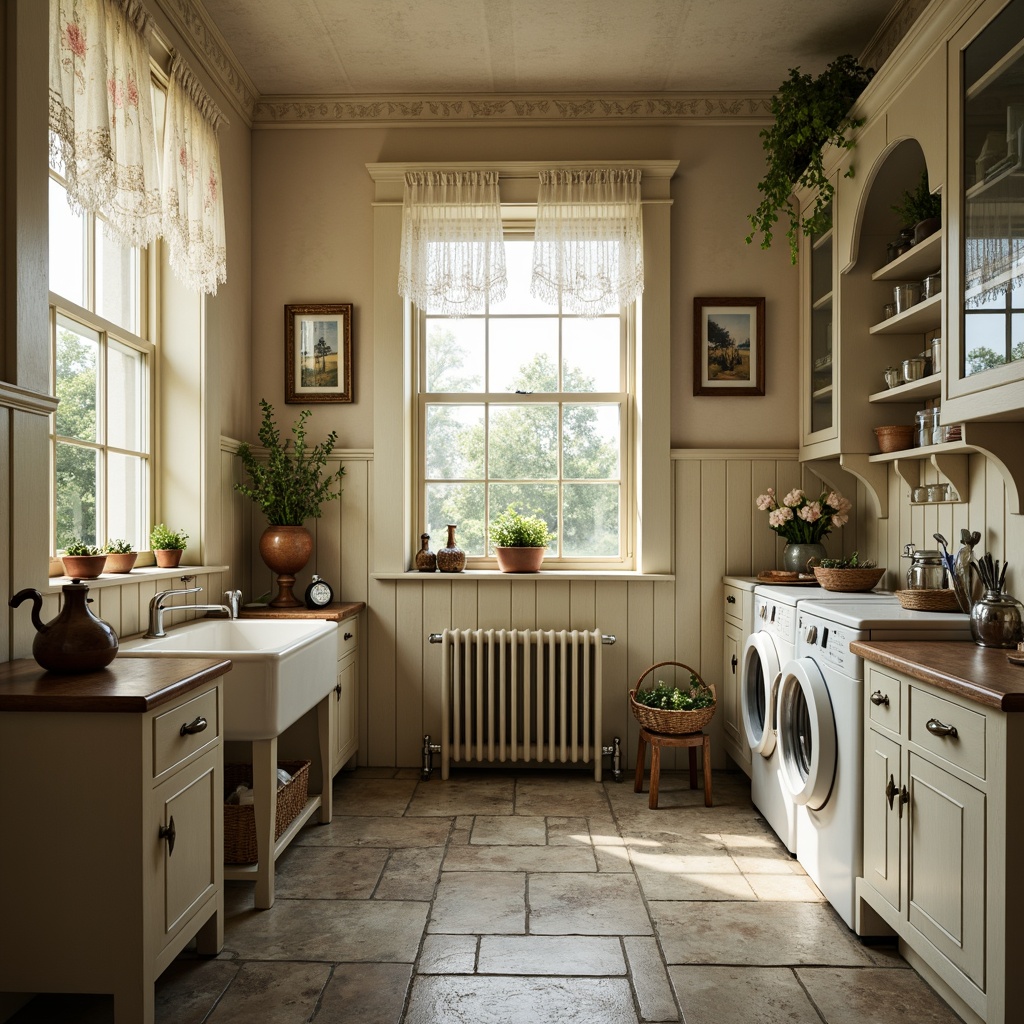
[693,296,765,396]
[285,303,353,403]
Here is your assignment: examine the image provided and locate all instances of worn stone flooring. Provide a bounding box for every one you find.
[11,768,963,1023]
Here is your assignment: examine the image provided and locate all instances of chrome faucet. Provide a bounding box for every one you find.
[145,585,237,638]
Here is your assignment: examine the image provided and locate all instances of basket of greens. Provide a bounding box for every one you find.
[629,661,717,734]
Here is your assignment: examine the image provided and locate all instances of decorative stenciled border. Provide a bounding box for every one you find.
[253,92,775,127]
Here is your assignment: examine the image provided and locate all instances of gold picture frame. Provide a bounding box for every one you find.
[284,303,353,403]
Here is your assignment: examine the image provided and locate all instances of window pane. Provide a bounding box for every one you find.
[107,339,146,451]
[488,404,558,479]
[489,318,559,392]
[56,318,99,442]
[964,312,1007,375]
[96,222,139,333]
[563,318,620,391]
[563,404,620,479]
[106,452,146,549]
[489,238,551,315]
[563,483,619,557]
[488,483,557,555]
[49,178,85,306]
[426,318,484,391]
[425,404,484,479]
[1012,313,1024,361]
[56,441,98,550]
[426,482,485,556]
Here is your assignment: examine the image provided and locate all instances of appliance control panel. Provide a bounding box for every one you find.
[796,614,866,673]
[756,598,795,643]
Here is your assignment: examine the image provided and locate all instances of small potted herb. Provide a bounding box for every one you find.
[61,540,107,579]
[150,524,189,568]
[891,170,942,243]
[489,505,551,573]
[813,551,885,592]
[102,538,137,574]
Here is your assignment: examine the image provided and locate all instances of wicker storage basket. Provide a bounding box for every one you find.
[224,759,310,864]
[874,424,915,453]
[813,566,886,592]
[895,588,962,612]
[629,661,717,735]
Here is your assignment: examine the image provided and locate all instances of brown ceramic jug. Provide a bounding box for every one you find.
[10,580,119,673]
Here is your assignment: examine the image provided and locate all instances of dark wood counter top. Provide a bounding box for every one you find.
[851,639,1024,711]
[238,601,364,623]
[0,656,232,713]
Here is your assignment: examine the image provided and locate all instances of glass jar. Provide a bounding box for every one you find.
[915,408,936,447]
[931,406,944,445]
[926,483,948,502]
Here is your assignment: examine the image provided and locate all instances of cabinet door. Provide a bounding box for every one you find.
[332,656,357,774]
[906,752,985,986]
[863,727,902,913]
[802,192,838,450]
[722,621,749,769]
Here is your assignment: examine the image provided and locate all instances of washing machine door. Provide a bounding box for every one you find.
[776,658,837,810]
[740,632,780,756]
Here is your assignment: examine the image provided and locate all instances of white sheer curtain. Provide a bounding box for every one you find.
[965,198,1024,308]
[161,52,227,296]
[398,170,507,315]
[531,168,644,316]
[48,0,161,247]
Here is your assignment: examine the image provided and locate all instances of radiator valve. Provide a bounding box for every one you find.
[602,736,623,782]
[421,734,441,780]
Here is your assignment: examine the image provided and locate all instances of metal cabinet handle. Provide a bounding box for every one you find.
[180,716,208,736]
[335,682,343,700]
[926,718,958,738]
[344,631,354,641]
[726,595,736,604]
[731,654,737,673]
[159,816,176,856]
[870,691,890,707]
[899,785,909,818]
[885,774,897,810]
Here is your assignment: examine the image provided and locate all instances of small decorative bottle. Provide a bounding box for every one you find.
[436,524,466,573]
[415,533,437,572]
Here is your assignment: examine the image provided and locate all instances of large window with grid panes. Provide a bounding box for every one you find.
[417,235,633,568]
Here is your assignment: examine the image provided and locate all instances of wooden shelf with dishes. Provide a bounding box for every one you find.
[868,292,941,334]
[868,372,941,404]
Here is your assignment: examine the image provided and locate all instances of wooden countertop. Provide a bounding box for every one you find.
[0,656,232,714]
[851,639,1024,711]
[238,601,364,623]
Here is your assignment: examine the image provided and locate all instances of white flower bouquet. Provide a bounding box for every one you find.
[755,487,851,544]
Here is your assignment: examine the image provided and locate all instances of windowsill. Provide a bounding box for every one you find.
[45,564,230,594]
[372,570,674,582]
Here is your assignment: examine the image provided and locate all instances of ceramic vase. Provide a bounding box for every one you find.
[415,533,437,572]
[782,542,826,573]
[436,524,466,573]
[259,525,314,606]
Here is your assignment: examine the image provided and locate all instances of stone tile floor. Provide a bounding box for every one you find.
[11,768,962,1023]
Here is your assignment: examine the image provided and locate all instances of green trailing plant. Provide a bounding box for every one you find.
[819,551,876,569]
[633,676,715,711]
[150,524,189,551]
[64,539,101,556]
[891,170,941,228]
[234,399,345,526]
[747,55,875,263]
[103,538,133,554]
[489,505,551,548]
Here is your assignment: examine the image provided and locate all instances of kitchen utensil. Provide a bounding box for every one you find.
[903,545,948,590]
[883,367,904,388]
[933,534,956,574]
[894,282,921,313]
[922,273,941,298]
[903,357,926,381]
[914,408,936,446]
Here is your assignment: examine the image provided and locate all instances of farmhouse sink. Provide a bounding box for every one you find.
[119,618,337,740]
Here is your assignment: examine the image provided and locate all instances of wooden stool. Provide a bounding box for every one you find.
[634,726,712,809]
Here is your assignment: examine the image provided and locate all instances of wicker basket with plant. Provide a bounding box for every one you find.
[629,662,717,735]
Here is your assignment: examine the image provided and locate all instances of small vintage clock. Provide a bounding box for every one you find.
[303,574,334,609]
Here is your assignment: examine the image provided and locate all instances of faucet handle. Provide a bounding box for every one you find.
[224,590,242,617]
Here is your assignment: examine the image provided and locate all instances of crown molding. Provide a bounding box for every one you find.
[253,92,775,128]
[860,0,934,73]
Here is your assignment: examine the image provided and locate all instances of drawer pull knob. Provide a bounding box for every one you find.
[344,632,354,641]
[726,595,736,604]
[870,691,890,707]
[335,683,343,699]
[180,716,208,736]
[885,774,897,810]
[159,816,176,856]
[926,718,958,738]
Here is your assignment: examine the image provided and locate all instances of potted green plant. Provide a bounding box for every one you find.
[489,505,551,573]
[746,55,875,263]
[235,399,345,606]
[150,524,189,569]
[891,170,942,243]
[102,538,137,574]
[61,540,107,579]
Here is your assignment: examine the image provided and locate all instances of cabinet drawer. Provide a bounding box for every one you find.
[866,668,901,733]
[338,616,358,660]
[723,585,745,626]
[909,686,985,780]
[153,687,220,778]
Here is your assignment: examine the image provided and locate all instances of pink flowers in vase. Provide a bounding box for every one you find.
[755,487,851,543]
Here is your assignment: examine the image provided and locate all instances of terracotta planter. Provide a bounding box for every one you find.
[154,548,184,568]
[495,546,546,573]
[259,525,314,607]
[60,554,108,579]
[103,552,138,574]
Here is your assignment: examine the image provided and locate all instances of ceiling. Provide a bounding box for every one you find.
[197,0,899,97]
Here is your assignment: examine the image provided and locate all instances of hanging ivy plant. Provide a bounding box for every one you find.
[746,55,875,263]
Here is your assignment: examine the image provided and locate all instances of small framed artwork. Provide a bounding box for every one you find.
[693,296,765,396]
[285,303,353,403]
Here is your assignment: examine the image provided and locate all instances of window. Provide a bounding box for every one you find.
[418,237,632,566]
[48,171,152,553]
[963,284,1024,375]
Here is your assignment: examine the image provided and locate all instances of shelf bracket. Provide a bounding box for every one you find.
[960,423,1024,515]
[892,458,922,491]
[929,452,969,503]
[805,455,888,520]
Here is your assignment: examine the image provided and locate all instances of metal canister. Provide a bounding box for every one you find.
[903,547,947,589]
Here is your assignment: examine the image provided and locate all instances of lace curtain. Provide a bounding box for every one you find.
[48,0,161,247]
[398,171,507,315]
[531,168,644,316]
[161,52,228,296]
[965,198,1024,308]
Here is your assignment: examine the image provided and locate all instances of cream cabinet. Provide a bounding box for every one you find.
[858,661,1024,1024]
[721,576,755,776]
[0,658,228,1024]
[331,612,359,774]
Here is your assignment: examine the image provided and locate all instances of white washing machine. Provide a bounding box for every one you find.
[741,585,895,853]
[777,598,971,931]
